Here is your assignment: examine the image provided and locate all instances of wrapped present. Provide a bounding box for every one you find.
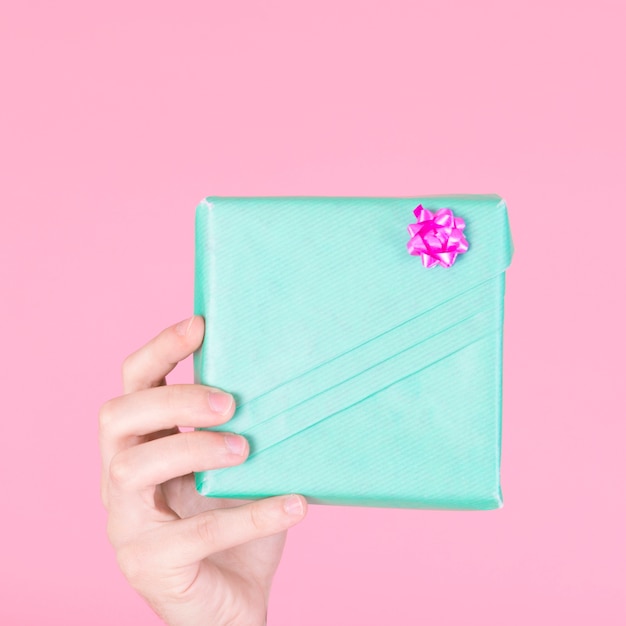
[193,196,513,510]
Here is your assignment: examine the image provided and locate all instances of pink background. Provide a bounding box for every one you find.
[1,1,624,624]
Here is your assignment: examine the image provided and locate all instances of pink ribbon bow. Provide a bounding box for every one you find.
[407,205,469,268]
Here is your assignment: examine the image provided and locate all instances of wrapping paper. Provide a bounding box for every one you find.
[193,196,513,509]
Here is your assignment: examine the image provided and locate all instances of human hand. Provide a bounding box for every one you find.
[99,316,307,626]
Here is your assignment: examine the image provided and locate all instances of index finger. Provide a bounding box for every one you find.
[122,315,205,394]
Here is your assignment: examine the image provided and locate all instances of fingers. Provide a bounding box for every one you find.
[99,383,236,486]
[99,383,235,444]
[151,495,308,568]
[122,315,205,394]
[108,430,249,493]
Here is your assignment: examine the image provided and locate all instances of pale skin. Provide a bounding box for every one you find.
[98,315,308,626]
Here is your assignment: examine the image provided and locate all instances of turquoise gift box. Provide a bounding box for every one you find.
[193,196,513,510]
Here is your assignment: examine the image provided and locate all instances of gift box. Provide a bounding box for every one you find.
[193,196,513,510]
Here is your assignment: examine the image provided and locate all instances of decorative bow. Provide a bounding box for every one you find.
[407,205,469,268]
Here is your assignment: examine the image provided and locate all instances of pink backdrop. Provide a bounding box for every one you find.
[1,1,624,624]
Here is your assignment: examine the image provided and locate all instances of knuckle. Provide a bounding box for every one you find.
[108,452,133,489]
[181,430,206,459]
[165,384,201,417]
[105,517,115,545]
[105,515,122,547]
[164,384,185,410]
[180,431,196,461]
[116,543,144,584]
[195,513,220,548]
[249,502,270,533]
[100,479,109,509]
[98,399,115,433]
[121,353,136,381]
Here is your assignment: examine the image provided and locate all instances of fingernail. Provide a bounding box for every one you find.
[224,434,246,456]
[175,315,195,336]
[208,391,234,414]
[283,495,304,516]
